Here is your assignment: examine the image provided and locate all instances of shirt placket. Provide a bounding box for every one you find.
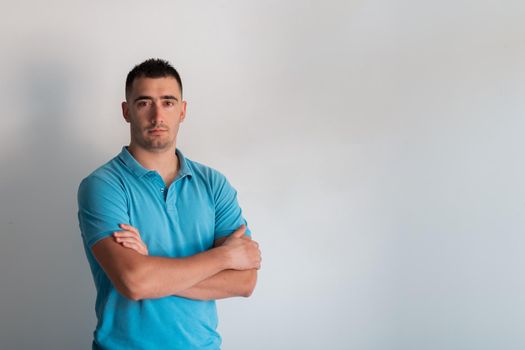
[147,172,168,202]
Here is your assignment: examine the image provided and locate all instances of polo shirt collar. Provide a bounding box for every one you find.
[175,148,193,179]
[118,146,193,179]
[119,147,149,178]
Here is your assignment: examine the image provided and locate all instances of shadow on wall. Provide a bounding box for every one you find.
[0,58,99,349]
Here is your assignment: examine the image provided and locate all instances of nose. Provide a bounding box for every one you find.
[150,102,164,125]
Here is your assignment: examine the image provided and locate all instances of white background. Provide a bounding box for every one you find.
[1,1,524,349]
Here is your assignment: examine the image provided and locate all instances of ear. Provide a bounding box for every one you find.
[122,101,130,123]
[180,100,187,123]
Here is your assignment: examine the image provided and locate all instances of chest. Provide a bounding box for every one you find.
[125,175,215,257]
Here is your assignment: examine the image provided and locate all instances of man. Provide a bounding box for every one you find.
[77,58,261,350]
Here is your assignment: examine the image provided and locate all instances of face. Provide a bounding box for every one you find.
[122,77,186,153]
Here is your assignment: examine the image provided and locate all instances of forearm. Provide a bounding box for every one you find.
[175,269,258,301]
[94,225,260,301]
[94,240,232,301]
[129,248,232,300]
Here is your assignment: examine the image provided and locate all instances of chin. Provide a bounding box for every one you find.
[146,140,174,151]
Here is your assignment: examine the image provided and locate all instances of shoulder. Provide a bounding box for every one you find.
[78,156,128,200]
[182,155,238,203]
[184,155,229,187]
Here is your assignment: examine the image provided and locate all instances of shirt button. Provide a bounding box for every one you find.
[161,188,165,192]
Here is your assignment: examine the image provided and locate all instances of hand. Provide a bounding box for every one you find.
[113,224,149,256]
[221,225,261,270]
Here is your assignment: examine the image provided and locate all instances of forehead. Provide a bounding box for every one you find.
[129,77,181,98]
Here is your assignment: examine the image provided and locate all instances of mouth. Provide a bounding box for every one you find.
[147,128,168,134]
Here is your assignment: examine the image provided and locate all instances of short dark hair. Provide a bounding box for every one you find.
[125,58,183,100]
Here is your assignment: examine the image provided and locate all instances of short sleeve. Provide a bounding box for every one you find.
[77,175,130,249]
[212,171,251,239]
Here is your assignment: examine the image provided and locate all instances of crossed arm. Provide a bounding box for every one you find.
[92,224,261,301]
[175,234,258,300]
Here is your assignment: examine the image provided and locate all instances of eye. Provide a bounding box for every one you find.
[136,100,150,108]
[164,100,175,107]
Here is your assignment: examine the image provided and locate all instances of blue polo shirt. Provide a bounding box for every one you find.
[77,147,250,350]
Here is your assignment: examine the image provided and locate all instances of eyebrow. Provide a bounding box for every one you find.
[134,95,179,103]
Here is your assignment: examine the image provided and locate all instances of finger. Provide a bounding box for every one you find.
[119,224,141,236]
[113,231,141,239]
[119,224,140,236]
[122,241,143,253]
[231,224,246,238]
[115,236,142,244]
[115,236,147,251]
[120,239,148,255]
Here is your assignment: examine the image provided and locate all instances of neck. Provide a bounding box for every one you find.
[128,143,179,187]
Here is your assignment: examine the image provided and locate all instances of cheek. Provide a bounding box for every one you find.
[130,120,146,134]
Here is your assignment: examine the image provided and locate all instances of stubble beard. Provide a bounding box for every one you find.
[132,125,175,152]
[143,137,173,151]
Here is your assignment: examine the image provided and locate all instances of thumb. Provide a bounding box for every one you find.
[231,224,246,238]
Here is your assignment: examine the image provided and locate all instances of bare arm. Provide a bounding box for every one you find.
[175,269,257,300]
[112,225,260,300]
[93,225,260,301]
[175,236,258,300]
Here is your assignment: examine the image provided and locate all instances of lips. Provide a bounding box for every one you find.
[148,128,168,133]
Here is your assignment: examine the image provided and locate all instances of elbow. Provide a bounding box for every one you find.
[115,267,150,301]
[241,270,258,298]
[241,288,254,298]
[119,288,143,302]
[120,284,144,301]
